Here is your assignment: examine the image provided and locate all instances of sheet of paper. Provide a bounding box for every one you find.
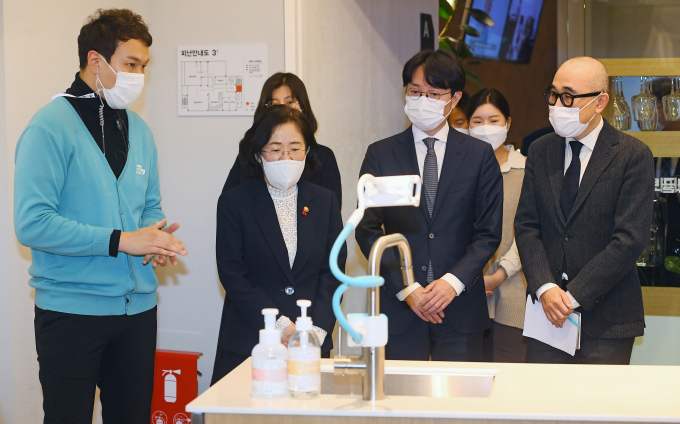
[523,295,581,356]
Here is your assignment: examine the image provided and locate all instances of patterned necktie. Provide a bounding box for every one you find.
[423,137,438,283]
[423,137,439,217]
[561,140,584,219]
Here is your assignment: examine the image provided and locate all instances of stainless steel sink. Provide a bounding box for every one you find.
[321,370,495,398]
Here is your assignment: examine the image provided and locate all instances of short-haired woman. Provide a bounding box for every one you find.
[222,72,342,206]
[211,105,347,384]
[467,88,527,363]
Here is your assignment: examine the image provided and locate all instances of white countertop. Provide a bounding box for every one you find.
[186,358,680,422]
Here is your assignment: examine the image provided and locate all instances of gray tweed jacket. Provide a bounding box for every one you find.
[514,119,654,339]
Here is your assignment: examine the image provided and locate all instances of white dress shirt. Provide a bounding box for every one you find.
[535,116,605,308]
[396,124,466,301]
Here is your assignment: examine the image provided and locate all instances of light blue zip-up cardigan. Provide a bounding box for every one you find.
[14,97,165,316]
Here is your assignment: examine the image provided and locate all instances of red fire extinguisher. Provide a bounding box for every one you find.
[151,350,202,424]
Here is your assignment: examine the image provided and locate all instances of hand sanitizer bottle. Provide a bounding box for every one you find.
[288,300,321,399]
[252,308,288,399]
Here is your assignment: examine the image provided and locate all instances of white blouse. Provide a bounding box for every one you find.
[267,183,298,268]
[267,183,327,345]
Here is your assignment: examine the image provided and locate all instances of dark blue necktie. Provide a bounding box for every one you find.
[561,140,584,219]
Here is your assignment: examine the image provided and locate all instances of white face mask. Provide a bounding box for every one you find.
[469,124,508,150]
[548,93,601,138]
[260,155,306,190]
[404,95,454,132]
[453,126,469,135]
[96,54,145,110]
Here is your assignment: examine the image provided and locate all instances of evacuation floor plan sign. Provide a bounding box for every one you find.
[177,44,267,116]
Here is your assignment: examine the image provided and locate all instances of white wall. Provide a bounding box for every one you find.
[632,316,680,366]
[144,0,286,395]
[0,1,16,422]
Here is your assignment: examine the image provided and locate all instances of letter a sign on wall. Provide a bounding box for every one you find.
[421,13,434,51]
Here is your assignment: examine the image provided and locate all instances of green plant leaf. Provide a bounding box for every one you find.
[439,38,454,52]
[439,0,454,19]
[464,69,478,79]
[458,41,474,60]
[468,8,495,27]
[460,24,480,37]
[466,70,485,89]
[666,256,680,274]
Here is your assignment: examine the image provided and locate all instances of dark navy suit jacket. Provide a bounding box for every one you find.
[215,178,347,355]
[355,125,503,336]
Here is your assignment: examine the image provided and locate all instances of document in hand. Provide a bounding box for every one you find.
[523,295,581,356]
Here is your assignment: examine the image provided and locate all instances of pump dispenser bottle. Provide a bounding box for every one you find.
[252,308,288,399]
[288,300,321,398]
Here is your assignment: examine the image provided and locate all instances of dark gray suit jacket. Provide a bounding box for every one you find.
[514,119,654,339]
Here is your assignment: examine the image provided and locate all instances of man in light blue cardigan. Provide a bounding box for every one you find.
[13,9,187,424]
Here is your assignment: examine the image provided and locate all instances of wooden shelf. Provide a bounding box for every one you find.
[642,286,680,317]
[598,58,680,76]
[624,130,680,157]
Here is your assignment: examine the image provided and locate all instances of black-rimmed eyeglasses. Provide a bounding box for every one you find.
[543,90,601,108]
[406,86,452,102]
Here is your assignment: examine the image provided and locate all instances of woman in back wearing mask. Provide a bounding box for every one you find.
[467,88,528,363]
[222,72,342,207]
[211,105,347,385]
[447,91,470,132]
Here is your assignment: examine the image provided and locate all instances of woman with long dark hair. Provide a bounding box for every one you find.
[222,72,342,205]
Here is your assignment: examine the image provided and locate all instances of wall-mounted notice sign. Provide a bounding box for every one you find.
[177,44,268,116]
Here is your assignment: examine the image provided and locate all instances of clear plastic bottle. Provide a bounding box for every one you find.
[252,308,288,399]
[288,300,321,399]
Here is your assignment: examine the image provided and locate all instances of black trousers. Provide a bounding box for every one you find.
[484,321,527,363]
[385,318,484,361]
[526,332,635,364]
[34,306,157,424]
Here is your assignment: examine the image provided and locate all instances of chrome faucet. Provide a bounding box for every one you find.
[334,233,416,401]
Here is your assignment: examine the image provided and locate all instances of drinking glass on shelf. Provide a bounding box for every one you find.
[611,76,631,131]
[639,107,658,131]
[618,77,632,129]
[632,76,656,123]
[663,76,680,122]
[630,76,644,120]
[632,77,658,130]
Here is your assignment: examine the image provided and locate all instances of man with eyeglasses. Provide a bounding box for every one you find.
[515,56,654,364]
[355,49,503,362]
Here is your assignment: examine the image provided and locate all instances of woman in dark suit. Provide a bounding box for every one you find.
[211,105,347,385]
[222,72,342,206]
